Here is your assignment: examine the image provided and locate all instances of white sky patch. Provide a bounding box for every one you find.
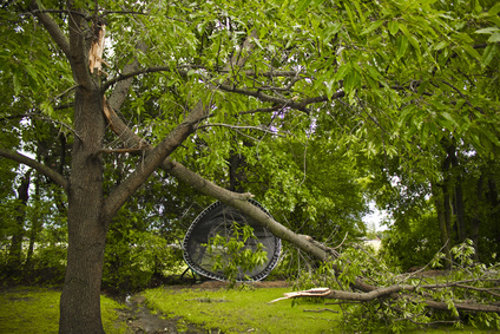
[362,201,389,232]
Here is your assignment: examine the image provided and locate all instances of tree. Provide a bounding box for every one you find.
[1,0,499,332]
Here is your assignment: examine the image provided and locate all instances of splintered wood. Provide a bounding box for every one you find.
[268,288,331,303]
[88,25,108,75]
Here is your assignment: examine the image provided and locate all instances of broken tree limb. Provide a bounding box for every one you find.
[270,281,500,314]
[269,288,331,303]
[98,29,377,293]
[100,99,376,293]
[88,23,108,75]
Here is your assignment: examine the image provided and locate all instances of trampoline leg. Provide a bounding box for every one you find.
[180,267,190,278]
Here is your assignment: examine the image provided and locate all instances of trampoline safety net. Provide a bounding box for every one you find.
[183,200,281,282]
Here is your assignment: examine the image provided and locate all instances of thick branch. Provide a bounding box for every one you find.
[66,2,93,89]
[0,148,68,191]
[101,100,206,222]
[107,41,147,110]
[271,283,500,313]
[30,1,71,59]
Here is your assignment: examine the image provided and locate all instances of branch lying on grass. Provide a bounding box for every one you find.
[269,281,500,314]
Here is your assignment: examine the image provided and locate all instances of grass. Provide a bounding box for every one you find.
[1,285,497,333]
[142,285,499,334]
[0,286,127,334]
[142,286,343,333]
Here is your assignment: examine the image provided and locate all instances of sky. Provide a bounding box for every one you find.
[362,201,389,232]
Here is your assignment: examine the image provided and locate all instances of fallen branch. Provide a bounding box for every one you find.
[270,282,500,314]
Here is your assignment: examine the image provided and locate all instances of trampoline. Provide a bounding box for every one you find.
[183,200,281,281]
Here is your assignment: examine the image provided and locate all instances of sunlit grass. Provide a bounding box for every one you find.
[143,286,343,333]
[0,287,127,334]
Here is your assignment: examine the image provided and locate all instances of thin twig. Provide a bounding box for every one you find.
[1,113,81,141]
[303,308,339,313]
[196,123,287,137]
[99,147,146,154]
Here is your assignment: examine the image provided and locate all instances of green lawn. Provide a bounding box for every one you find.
[142,286,498,334]
[0,287,127,334]
[143,286,343,333]
[1,285,497,333]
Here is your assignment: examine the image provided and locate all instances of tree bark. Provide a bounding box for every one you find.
[59,87,107,334]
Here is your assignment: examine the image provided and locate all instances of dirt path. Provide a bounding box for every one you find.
[116,293,208,334]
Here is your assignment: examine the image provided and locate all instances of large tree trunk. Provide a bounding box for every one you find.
[59,88,107,334]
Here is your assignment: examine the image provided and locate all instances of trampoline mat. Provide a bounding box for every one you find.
[183,200,281,281]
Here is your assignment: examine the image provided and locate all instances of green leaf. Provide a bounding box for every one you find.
[388,21,399,36]
[462,44,481,61]
[488,2,500,16]
[325,78,336,100]
[344,69,361,94]
[481,44,497,67]
[344,3,359,35]
[13,74,20,95]
[434,41,448,51]
[487,32,500,43]
[361,20,383,35]
[396,35,409,58]
[441,112,459,129]
[474,27,499,34]
[40,101,54,117]
[334,63,351,81]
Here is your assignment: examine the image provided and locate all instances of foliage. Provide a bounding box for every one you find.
[261,136,368,242]
[374,154,500,267]
[294,240,499,333]
[100,170,204,292]
[0,287,127,333]
[103,227,183,293]
[381,210,442,271]
[204,222,268,284]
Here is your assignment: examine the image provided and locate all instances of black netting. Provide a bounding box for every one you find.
[183,200,281,281]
